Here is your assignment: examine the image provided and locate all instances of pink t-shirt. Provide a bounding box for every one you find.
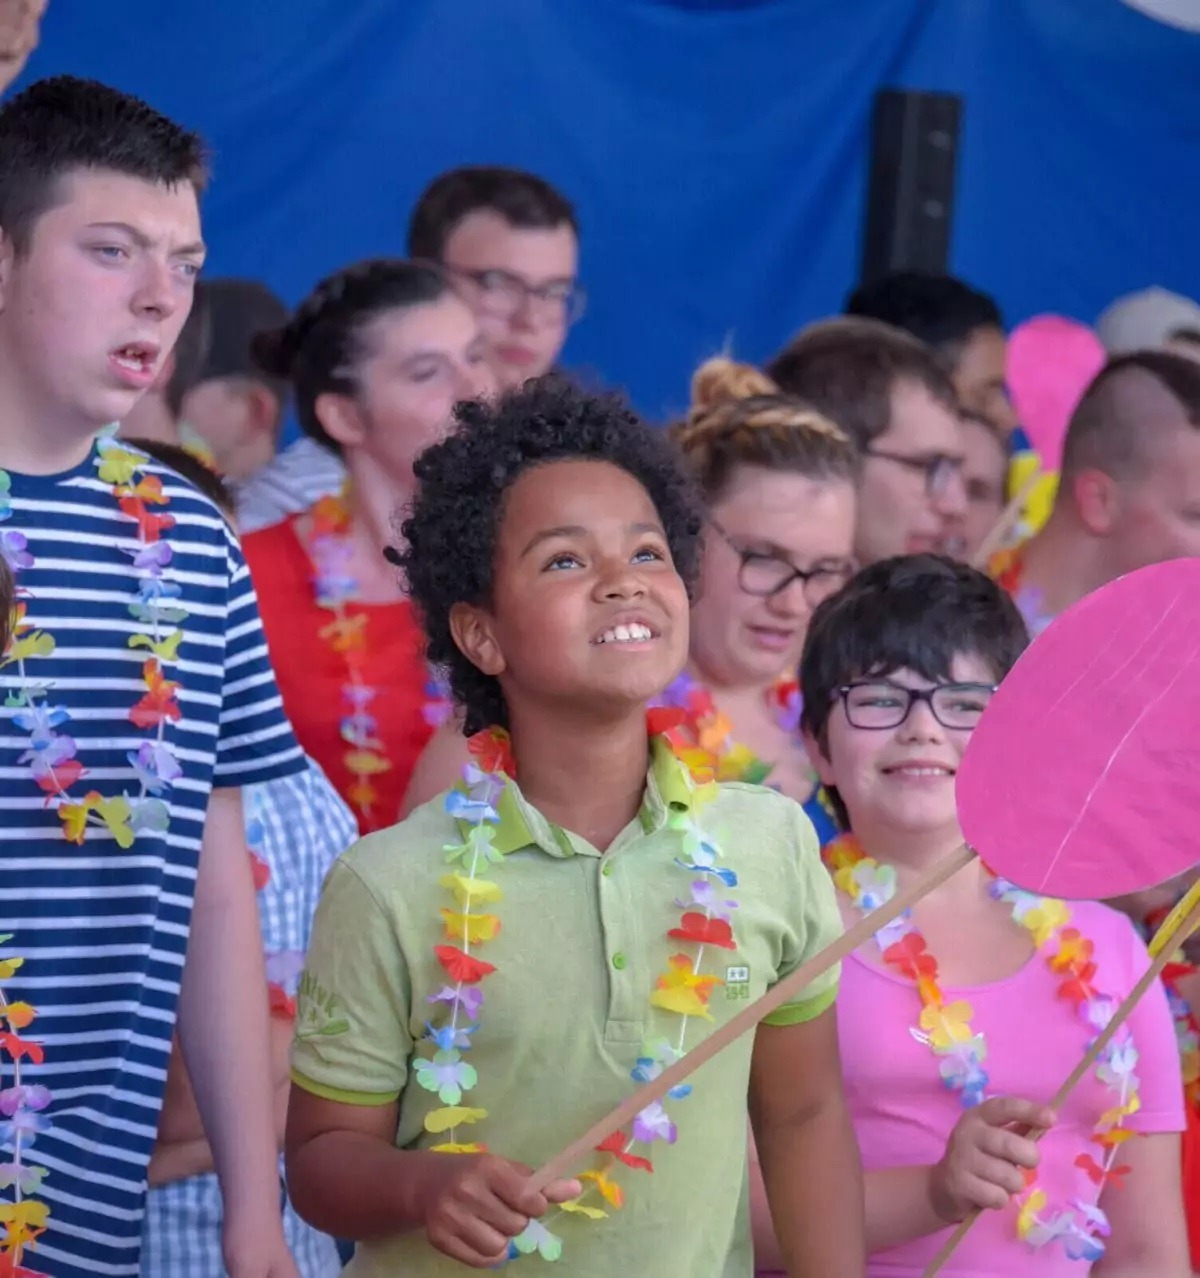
[840,900,1183,1277]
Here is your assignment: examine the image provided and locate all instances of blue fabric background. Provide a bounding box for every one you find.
[24,0,1200,427]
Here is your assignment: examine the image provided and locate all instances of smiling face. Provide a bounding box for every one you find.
[810,652,998,847]
[0,168,204,441]
[691,465,856,689]
[455,458,690,724]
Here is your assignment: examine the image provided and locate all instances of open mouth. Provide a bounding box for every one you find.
[592,622,658,645]
[882,764,955,778]
[111,343,159,375]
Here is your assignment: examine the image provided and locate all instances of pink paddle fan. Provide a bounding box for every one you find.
[530,561,1200,1253]
[1008,315,1107,471]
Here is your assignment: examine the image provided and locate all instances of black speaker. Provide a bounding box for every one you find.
[860,89,962,285]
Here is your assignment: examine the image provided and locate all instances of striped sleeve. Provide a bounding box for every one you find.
[214,529,305,785]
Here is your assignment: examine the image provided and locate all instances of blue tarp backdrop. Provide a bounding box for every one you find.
[23,0,1200,429]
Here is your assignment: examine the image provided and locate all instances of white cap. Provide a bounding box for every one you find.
[1096,286,1200,355]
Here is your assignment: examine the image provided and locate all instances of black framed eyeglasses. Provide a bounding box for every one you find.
[444,265,586,325]
[838,680,996,730]
[711,521,856,606]
[864,448,964,497]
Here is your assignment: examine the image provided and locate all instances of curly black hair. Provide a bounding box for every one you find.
[399,376,703,734]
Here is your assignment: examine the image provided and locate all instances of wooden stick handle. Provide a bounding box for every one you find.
[970,468,1043,570]
[529,842,977,1192]
[922,892,1200,1277]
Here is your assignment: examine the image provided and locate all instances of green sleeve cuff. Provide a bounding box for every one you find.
[761,981,839,1027]
[290,1068,401,1107]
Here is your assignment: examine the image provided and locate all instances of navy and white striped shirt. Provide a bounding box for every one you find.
[0,441,305,1277]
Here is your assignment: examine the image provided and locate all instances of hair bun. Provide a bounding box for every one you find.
[689,356,778,418]
[250,325,294,379]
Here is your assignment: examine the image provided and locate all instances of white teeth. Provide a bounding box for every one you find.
[595,622,653,644]
[892,767,951,776]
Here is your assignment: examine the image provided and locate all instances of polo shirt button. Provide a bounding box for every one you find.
[612,952,627,970]
[601,861,614,877]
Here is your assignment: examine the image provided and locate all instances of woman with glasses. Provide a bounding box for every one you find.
[661,358,859,836]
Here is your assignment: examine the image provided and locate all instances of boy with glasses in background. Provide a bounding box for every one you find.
[408,165,582,391]
[767,318,967,566]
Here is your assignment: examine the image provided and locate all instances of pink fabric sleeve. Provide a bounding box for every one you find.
[1121,916,1185,1134]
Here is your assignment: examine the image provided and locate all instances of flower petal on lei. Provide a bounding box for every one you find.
[578,1169,624,1209]
[667,911,736,949]
[559,1198,607,1220]
[595,1131,653,1172]
[434,946,496,984]
[439,909,501,945]
[511,1220,563,1261]
[424,1106,489,1134]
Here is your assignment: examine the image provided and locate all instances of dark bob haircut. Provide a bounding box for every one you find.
[800,554,1028,828]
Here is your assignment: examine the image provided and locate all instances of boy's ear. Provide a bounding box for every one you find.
[449,602,506,677]
[802,726,835,787]
[244,382,281,438]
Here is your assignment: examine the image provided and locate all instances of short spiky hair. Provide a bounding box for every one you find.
[400,376,702,734]
[407,165,577,262]
[0,76,208,253]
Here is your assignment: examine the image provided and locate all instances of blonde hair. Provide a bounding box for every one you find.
[671,356,860,501]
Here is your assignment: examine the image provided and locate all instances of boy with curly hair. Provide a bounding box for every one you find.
[284,377,865,1275]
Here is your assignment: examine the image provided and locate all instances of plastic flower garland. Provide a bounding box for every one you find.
[656,671,808,787]
[304,490,392,826]
[417,716,738,1263]
[826,834,1140,1263]
[0,935,49,1277]
[305,488,453,827]
[0,440,186,1274]
[988,546,1054,639]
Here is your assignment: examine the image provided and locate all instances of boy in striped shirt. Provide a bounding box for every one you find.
[0,76,307,1277]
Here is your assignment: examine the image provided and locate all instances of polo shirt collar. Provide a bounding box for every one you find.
[457,735,697,858]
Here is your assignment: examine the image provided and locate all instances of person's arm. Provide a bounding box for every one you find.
[860,1096,1053,1253]
[149,1136,216,1188]
[285,1089,579,1266]
[151,1013,295,1187]
[1090,915,1190,1274]
[176,787,297,1278]
[400,719,469,818]
[749,1008,865,1276]
[1094,1133,1189,1276]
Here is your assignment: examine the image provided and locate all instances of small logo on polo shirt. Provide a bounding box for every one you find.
[725,964,750,1000]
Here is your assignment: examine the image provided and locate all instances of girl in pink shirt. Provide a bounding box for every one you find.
[783,554,1188,1276]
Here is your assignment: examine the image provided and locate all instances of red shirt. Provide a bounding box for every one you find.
[243,515,433,833]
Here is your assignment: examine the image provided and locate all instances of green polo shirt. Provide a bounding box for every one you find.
[292,739,842,1277]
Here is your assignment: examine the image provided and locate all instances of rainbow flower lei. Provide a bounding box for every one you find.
[656,671,839,832]
[826,834,1140,1263]
[304,490,391,825]
[419,716,737,1263]
[0,439,184,1274]
[303,487,449,827]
